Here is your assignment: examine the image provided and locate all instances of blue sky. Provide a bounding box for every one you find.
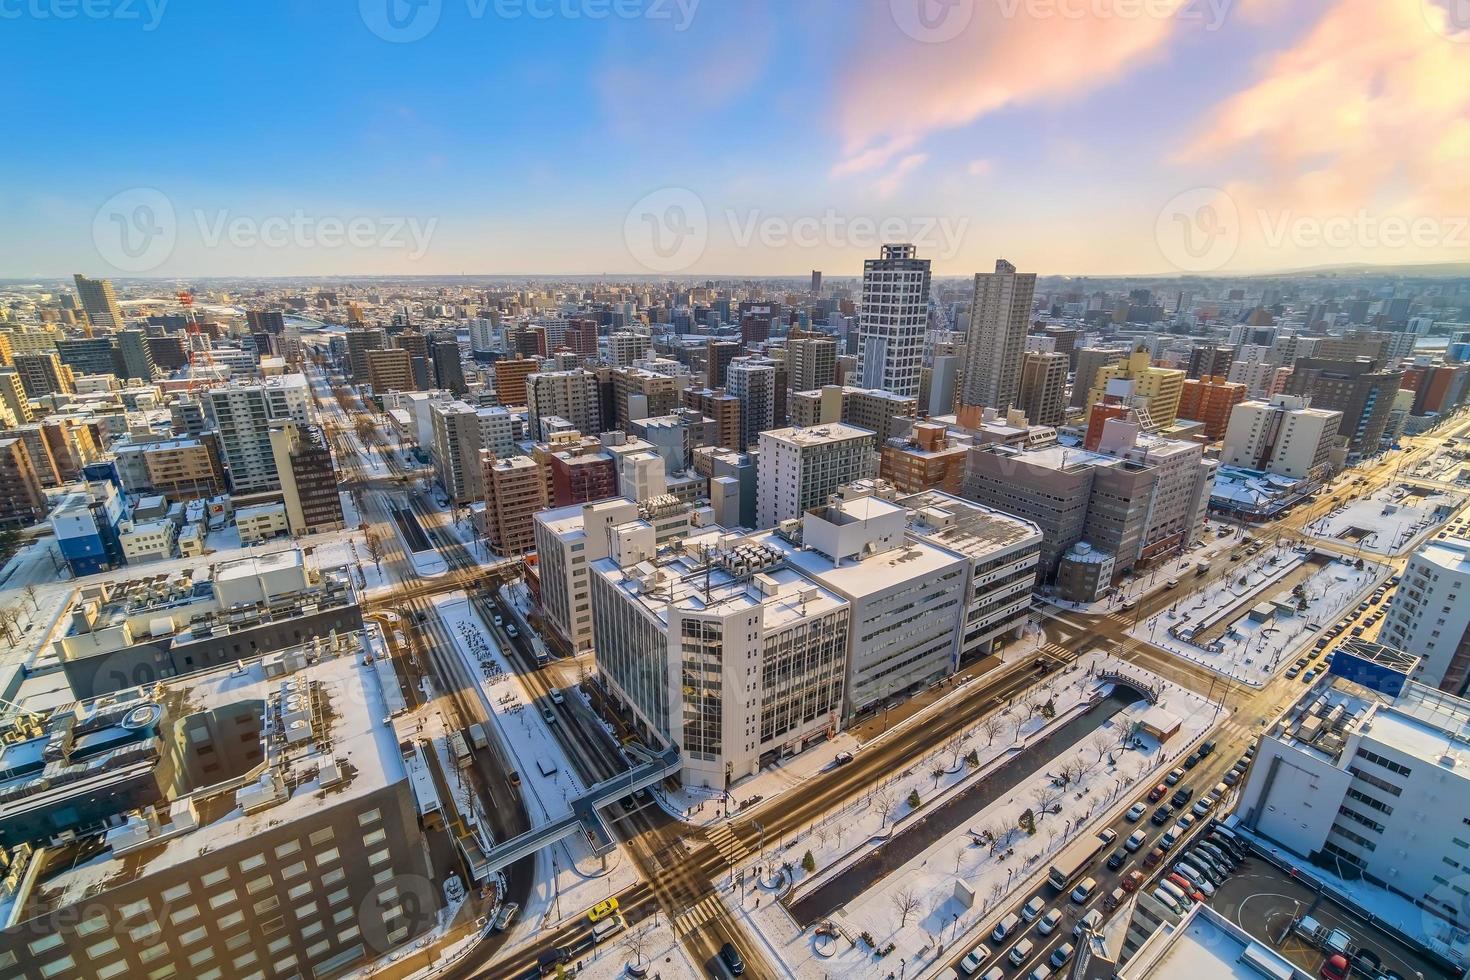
[6,0,1468,278]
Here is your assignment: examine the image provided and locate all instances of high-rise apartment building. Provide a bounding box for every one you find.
[725,357,775,451]
[1381,537,1470,695]
[431,338,467,394]
[527,369,601,440]
[366,347,415,394]
[493,356,538,407]
[72,273,125,331]
[117,328,156,380]
[1016,350,1068,427]
[205,374,314,493]
[962,259,1037,411]
[1177,375,1247,440]
[857,244,931,399]
[429,400,485,505]
[789,385,917,444]
[1070,347,1123,408]
[756,423,876,529]
[1284,357,1403,458]
[607,331,651,367]
[481,452,546,556]
[13,352,73,398]
[0,436,44,529]
[269,421,345,535]
[787,333,837,391]
[683,387,742,452]
[344,327,387,382]
[0,368,31,426]
[55,336,120,378]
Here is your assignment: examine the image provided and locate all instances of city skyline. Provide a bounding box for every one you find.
[6,0,1468,278]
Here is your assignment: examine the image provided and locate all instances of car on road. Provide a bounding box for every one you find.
[1038,908,1064,934]
[588,898,619,922]
[1192,798,1214,817]
[1151,806,1172,826]
[542,708,557,724]
[1165,767,1186,785]
[1126,802,1148,822]
[1073,909,1103,937]
[1303,670,1317,682]
[1050,943,1075,968]
[536,948,569,975]
[1070,878,1097,904]
[1121,869,1146,892]
[1184,752,1202,769]
[959,942,992,974]
[1161,825,1185,850]
[1199,741,1216,757]
[1008,939,1034,967]
[1148,782,1169,801]
[1144,846,1166,868]
[719,942,745,975]
[506,624,519,637]
[491,902,519,931]
[549,688,565,705]
[1107,848,1127,871]
[1286,667,1301,679]
[992,913,1020,942]
[1021,896,1046,921]
[1125,830,1148,852]
[1097,827,1117,845]
[1165,579,1179,589]
[492,613,503,626]
[1170,787,1194,808]
[834,750,854,765]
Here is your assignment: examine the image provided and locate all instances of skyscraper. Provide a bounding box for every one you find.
[962,259,1037,412]
[72,273,125,332]
[725,356,775,451]
[857,244,930,399]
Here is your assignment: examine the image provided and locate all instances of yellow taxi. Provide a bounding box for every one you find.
[588,897,619,923]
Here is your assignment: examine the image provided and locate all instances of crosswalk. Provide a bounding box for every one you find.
[1038,642,1073,662]
[705,823,751,865]
[674,894,727,934]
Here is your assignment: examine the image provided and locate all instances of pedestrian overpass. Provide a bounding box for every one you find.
[480,743,680,874]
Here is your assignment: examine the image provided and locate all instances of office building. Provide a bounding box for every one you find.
[1016,350,1068,427]
[857,244,931,399]
[1221,395,1341,480]
[116,328,156,380]
[609,365,688,431]
[607,331,651,367]
[683,387,742,451]
[962,259,1037,411]
[527,369,601,441]
[1284,358,1403,457]
[591,525,848,786]
[790,385,917,444]
[726,357,776,451]
[756,423,876,529]
[0,627,435,979]
[537,498,665,652]
[0,369,30,426]
[431,338,467,394]
[1238,652,1470,937]
[54,336,119,378]
[49,480,127,574]
[73,272,125,330]
[269,421,345,536]
[1177,375,1247,440]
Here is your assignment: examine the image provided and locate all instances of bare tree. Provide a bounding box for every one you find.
[1057,761,1083,785]
[1031,784,1063,819]
[363,530,384,574]
[931,767,945,790]
[0,608,17,645]
[981,715,1004,746]
[946,733,966,769]
[621,922,653,967]
[892,887,921,928]
[875,790,898,827]
[23,583,38,612]
[1091,732,1113,762]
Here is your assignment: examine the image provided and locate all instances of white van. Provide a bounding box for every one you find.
[992,913,1020,942]
[1008,939,1034,966]
[1157,878,1190,906]
[1027,966,1052,980]
[1070,877,1097,904]
[1151,888,1183,916]
[1021,895,1046,921]
[591,915,625,942]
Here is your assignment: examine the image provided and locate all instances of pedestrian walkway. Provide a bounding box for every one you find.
[675,894,728,934]
[707,823,751,866]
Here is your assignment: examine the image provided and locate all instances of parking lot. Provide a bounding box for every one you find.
[1210,856,1450,980]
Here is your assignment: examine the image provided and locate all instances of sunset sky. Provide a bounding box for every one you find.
[6,0,1468,278]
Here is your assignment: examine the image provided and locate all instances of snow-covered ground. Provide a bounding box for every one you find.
[1133,553,1382,686]
[430,591,656,962]
[1303,484,1463,556]
[728,653,1217,979]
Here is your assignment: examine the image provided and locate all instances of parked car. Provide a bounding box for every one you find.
[959,942,992,975]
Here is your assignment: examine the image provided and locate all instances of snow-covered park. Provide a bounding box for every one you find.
[1303,484,1463,557]
[1133,550,1383,686]
[717,653,1216,979]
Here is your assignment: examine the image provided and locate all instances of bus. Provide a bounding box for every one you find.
[449,731,472,770]
[1047,834,1109,890]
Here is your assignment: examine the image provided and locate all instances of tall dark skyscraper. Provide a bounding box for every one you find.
[72,273,125,331]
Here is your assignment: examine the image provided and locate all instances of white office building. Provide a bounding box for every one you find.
[1238,652,1470,941]
[205,373,314,493]
[1381,535,1470,695]
[1221,395,1342,480]
[590,529,849,787]
[757,493,969,718]
[857,244,930,399]
[756,423,875,529]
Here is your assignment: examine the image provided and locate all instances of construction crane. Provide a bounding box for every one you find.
[177,290,218,390]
